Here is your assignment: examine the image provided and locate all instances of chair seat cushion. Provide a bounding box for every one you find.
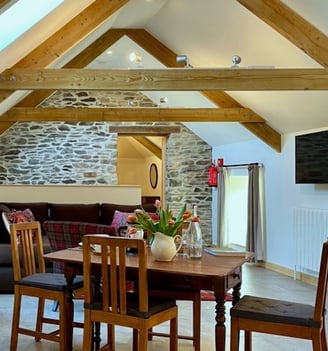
[85,293,176,319]
[127,294,176,318]
[17,273,83,292]
[230,295,319,327]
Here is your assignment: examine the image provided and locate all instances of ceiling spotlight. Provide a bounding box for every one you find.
[231,55,242,67]
[129,52,142,63]
[176,54,191,68]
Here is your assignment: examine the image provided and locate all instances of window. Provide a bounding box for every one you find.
[0,0,63,51]
[227,174,248,247]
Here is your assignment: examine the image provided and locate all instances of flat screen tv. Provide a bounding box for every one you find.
[295,130,328,184]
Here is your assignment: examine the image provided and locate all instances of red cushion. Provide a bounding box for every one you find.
[2,208,35,233]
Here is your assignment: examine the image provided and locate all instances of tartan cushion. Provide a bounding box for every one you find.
[43,221,116,272]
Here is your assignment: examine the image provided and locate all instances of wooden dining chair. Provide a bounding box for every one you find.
[230,241,328,351]
[82,234,178,351]
[10,221,84,351]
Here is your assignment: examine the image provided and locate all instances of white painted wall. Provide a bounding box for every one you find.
[212,130,328,271]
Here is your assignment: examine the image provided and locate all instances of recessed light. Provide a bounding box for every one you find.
[129,52,142,63]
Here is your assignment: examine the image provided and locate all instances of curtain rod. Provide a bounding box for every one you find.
[218,162,263,169]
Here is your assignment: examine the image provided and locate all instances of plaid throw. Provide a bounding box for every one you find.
[43,221,116,272]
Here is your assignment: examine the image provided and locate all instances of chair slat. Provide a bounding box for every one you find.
[82,235,178,351]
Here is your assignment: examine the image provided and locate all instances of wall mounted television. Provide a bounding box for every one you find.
[295,130,328,184]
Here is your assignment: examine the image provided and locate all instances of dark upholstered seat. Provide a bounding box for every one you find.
[86,293,176,319]
[18,272,83,291]
[230,241,328,351]
[230,295,319,327]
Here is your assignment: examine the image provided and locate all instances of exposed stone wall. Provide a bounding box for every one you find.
[0,122,117,185]
[0,91,213,241]
[166,126,212,243]
[41,90,155,108]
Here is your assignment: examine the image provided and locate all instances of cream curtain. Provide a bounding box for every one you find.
[216,167,231,247]
[246,164,265,261]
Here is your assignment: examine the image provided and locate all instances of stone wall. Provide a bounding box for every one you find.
[166,126,212,242]
[0,90,213,242]
[0,122,117,185]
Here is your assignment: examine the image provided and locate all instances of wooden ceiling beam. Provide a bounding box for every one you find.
[9,27,282,152]
[0,121,15,133]
[125,29,185,68]
[0,0,12,6]
[126,29,282,152]
[0,0,129,103]
[234,0,328,151]
[16,29,129,108]
[1,68,327,91]
[109,126,181,135]
[9,0,129,68]
[0,0,15,11]
[237,0,328,67]
[201,90,282,152]
[1,107,263,123]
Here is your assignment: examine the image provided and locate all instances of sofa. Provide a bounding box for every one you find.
[0,201,155,293]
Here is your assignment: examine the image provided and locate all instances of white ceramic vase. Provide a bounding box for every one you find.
[150,232,182,261]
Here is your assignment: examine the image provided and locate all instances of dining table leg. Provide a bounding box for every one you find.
[231,281,241,305]
[214,280,242,351]
[213,278,227,351]
[214,298,226,351]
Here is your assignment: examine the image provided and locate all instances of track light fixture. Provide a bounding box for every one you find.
[176,55,191,68]
[231,55,242,67]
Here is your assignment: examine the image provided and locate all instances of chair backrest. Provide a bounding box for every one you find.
[82,235,148,314]
[10,221,45,281]
[313,241,328,322]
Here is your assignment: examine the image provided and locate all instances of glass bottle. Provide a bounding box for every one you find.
[180,220,191,256]
[187,205,203,259]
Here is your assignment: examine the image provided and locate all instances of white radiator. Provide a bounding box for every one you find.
[294,207,328,276]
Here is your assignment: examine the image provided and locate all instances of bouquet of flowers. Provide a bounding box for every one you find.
[135,200,191,238]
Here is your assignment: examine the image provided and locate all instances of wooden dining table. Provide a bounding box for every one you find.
[43,248,254,351]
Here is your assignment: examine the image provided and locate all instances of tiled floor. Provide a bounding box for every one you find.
[0,263,320,350]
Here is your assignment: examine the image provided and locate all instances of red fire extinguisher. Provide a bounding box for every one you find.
[208,161,218,187]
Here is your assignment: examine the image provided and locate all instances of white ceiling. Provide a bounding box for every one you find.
[90,0,328,147]
[1,0,328,149]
